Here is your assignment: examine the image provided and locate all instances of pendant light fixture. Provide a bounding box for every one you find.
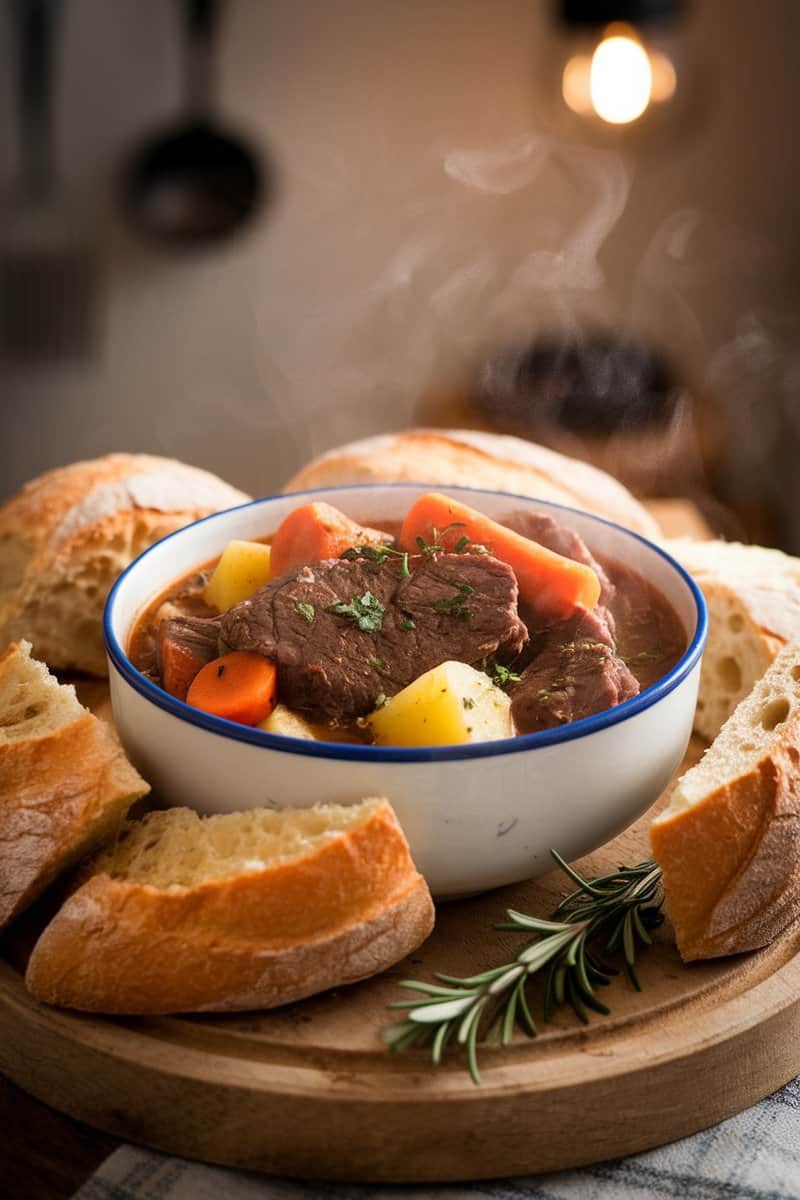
[550,0,695,141]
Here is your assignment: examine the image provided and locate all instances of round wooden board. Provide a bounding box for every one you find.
[2,737,800,1183]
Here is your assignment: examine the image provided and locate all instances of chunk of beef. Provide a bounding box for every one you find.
[133,571,215,682]
[502,509,617,670]
[511,608,638,734]
[219,554,528,724]
[157,615,220,700]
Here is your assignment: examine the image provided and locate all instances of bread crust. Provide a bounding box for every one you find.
[0,454,250,675]
[0,645,150,928]
[283,430,660,537]
[25,804,435,1013]
[651,712,800,962]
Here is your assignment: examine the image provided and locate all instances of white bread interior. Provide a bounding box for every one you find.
[664,538,800,741]
[25,800,435,1014]
[94,803,382,887]
[0,641,149,927]
[0,454,250,675]
[284,429,660,537]
[651,640,800,961]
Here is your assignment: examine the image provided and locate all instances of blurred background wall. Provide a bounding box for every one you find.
[2,1,800,543]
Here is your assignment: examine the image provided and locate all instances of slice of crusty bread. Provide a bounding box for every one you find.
[25,800,435,1013]
[0,454,250,675]
[650,641,800,961]
[664,538,800,742]
[665,537,800,586]
[0,641,149,928]
[284,429,660,537]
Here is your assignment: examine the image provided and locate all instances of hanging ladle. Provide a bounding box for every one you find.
[121,0,267,248]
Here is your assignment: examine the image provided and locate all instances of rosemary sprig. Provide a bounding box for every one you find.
[383,852,664,1084]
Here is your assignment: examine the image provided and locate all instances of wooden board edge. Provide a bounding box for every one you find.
[2,945,800,1181]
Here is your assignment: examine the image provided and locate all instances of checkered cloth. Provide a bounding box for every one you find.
[74,1076,800,1200]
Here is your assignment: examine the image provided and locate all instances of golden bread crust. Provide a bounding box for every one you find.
[0,643,149,928]
[284,430,660,537]
[0,455,250,675]
[25,803,435,1013]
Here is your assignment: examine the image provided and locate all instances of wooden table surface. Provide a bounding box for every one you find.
[0,497,716,1199]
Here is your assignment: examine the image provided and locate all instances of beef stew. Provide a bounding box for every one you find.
[128,497,686,745]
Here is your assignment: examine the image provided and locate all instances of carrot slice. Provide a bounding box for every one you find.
[270,502,389,578]
[186,652,277,726]
[399,492,600,620]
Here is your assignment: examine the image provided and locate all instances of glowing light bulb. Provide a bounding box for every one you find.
[590,31,653,124]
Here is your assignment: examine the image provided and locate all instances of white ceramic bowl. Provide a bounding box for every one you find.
[105,484,707,897]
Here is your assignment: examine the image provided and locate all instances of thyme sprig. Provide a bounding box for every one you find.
[383,853,664,1084]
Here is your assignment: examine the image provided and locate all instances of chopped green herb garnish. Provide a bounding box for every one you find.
[341,544,411,578]
[341,544,392,563]
[400,618,416,631]
[432,582,475,608]
[327,590,385,633]
[294,602,315,624]
[415,523,492,558]
[369,656,387,670]
[374,692,389,709]
[432,581,475,620]
[491,663,522,688]
[414,522,468,558]
[462,696,476,710]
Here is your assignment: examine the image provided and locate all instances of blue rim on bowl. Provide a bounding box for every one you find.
[104,483,708,764]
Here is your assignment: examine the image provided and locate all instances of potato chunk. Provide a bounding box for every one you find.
[204,540,272,613]
[368,661,513,747]
[259,704,318,740]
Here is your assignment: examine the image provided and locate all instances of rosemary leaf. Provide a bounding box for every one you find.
[407,995,475,1023]
[432,1020,454,1065]
[515,974,538,1038]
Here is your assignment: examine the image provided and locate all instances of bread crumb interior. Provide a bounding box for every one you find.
[0,640,83,745]
[658,642,800,819]
[95,800,385,888]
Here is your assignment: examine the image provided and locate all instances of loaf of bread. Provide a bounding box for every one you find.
[650,641,800,961]
[25,800,435,1013]
[284,430,660,537]
[664,538,800,741]
[0,641,149,928]
[0,454,250,676]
